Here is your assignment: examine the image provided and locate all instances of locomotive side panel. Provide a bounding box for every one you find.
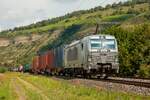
[64,41,83,68]
[80,37,89,69]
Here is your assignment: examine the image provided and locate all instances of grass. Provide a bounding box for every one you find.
[0,73,17,100]
[20,73,150,100]
[102,14,135,22]
[0,72,150,100]
[16,78,43,100]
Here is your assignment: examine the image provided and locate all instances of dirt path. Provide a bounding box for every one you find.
[0,74,4,85]
[11,78,27,100]
[0,73,4,80]
[17,77,49,100]
[0,73,4,76]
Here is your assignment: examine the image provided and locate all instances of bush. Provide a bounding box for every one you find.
[103,24,150,77]
[0,67,8,73]
[127,8,140,15]
[138,64,150,78]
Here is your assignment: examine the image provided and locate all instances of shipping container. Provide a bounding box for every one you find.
[44,50,55,73]
[54,46,64,68]
[32,56,40,73]
[39,54,46,72]
[38,55,42,71]
[23,64,31,72]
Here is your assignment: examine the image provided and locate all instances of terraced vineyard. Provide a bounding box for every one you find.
[0,33,60,66]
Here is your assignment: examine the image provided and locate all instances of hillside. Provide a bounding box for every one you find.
[0,0,149,77]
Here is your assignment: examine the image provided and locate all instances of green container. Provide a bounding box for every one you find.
[23,64,31,72]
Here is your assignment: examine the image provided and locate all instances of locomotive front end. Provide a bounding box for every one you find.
[87,35,119,76]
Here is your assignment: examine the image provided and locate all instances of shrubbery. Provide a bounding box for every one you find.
[104,24,150,78]
[138,64,150,78]
[0,67,8,73]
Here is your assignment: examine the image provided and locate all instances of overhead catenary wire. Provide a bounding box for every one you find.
[94,0,124,34]
[94,0,117,34]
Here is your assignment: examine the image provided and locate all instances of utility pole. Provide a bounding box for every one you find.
[94,17,101,35]
[95,24,99,35]
[149,0,150,10]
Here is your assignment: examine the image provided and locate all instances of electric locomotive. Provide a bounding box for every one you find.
[64,34,119,78]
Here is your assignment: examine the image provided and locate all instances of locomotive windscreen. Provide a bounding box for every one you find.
[90,39,116,49]
[103,39,116,49]
[90,39,102,49]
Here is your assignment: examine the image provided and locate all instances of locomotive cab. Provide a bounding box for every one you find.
[86,35,119,76]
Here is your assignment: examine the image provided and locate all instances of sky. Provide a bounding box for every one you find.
[0,0,127,31]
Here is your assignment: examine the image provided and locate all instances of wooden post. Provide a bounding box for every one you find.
[94,24,99,35]
[149,0,150,10]
[94,16,101,35]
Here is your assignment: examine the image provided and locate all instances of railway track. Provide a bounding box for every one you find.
[54,75,150,88]
[53,75,150,96]
[98,77,150,88]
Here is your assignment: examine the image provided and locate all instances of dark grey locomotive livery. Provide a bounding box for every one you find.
[64,35,119,78]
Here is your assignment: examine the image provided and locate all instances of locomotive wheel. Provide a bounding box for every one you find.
[104,75,108,79]
[85,74,91,79]
[97,74,108,79]
[103,74,108,79]
[88,75,92,79]
[97,76,101,79]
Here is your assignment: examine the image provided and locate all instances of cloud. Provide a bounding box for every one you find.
[52,0,80,4]
[0,0,126,31]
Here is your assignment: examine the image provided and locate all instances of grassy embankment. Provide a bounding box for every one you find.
[0,72,150,100]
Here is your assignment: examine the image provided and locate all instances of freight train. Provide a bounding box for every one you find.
[30,34,119,78]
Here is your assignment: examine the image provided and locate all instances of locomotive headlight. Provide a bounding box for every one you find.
[115,57,119,63]
[88,66,92,70]
[88,58,92,62]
